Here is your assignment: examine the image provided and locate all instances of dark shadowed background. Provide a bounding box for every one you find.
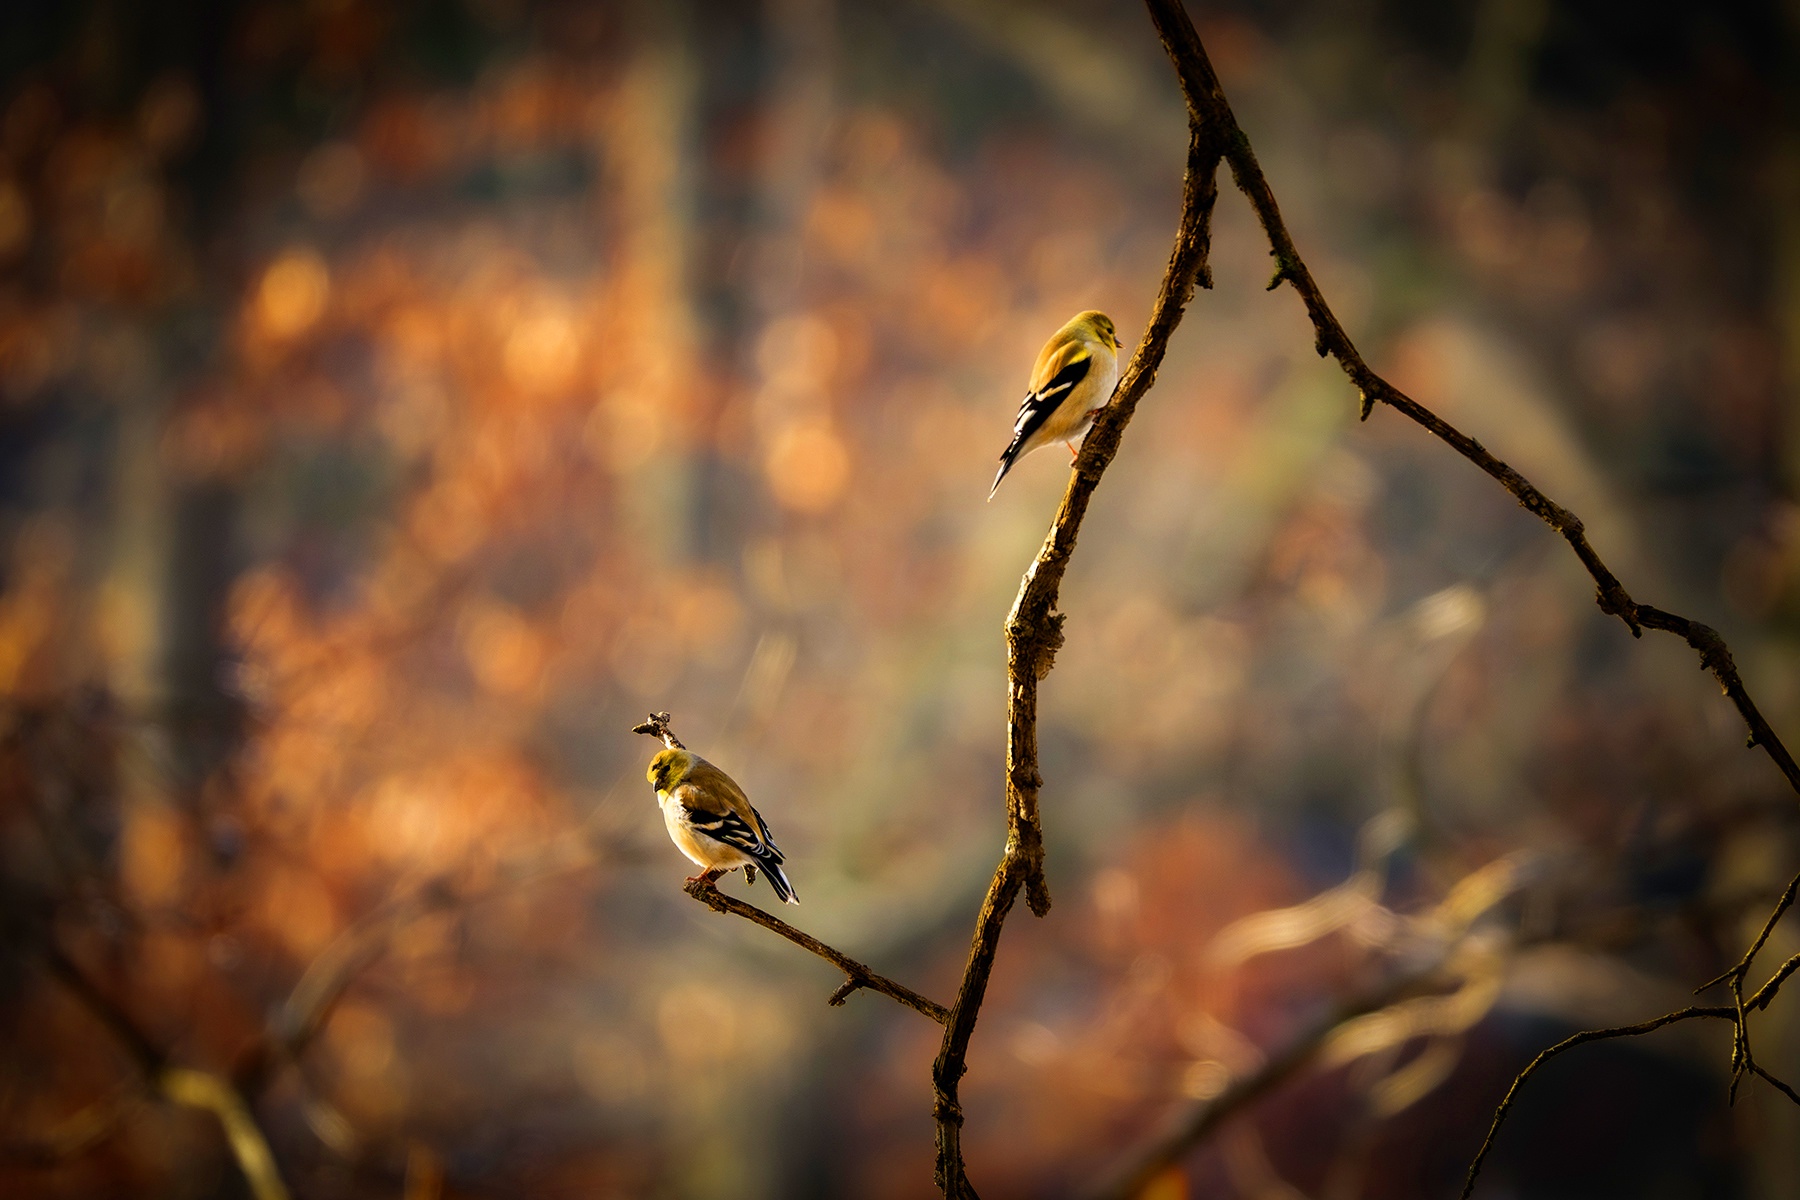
[2,0,1799,1197]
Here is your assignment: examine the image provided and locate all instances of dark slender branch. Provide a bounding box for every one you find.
[1086,968,1431,1200]
[42,945,165,1077]
[683,879,948,1024]
[1748,951,1800,1011]
[1136,0,1800,1182]
[1459,1006,1736,1198]
[1751,1062,1800,1108]
[928,23,1227,1191]
[1698,869,1800,997]
[1150,1,1800,804]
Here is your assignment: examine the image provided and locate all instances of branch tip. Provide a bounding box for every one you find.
[632,711,684,750]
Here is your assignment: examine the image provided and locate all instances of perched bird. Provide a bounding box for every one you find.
[646,747,798,904]
[989,310,1123,499]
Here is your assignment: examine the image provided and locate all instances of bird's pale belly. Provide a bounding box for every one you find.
[660,798,751,870]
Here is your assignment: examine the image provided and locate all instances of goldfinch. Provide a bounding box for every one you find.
[989,310,1123,499]
[646,747,798,904]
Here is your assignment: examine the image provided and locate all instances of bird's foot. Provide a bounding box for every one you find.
[685,868,725,888]
[1067,443,1078,461]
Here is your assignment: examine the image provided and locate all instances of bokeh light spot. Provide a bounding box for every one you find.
[256,249,331,339]
[766,421,850,513]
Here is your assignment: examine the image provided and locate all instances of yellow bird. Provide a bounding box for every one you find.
[989,310,1123,498]
[646,747,798,904]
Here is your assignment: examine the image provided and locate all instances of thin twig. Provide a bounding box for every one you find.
[1693,884,1779,1103]
[1697,869,1800,999]
[683,879,948,1024]
[1748,951,1800,1011]
[1750,1062,1800,1108]
[1459,1006,1734,1198]
[632,711,685,751]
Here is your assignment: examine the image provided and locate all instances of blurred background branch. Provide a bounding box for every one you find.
[40,945,291,1200]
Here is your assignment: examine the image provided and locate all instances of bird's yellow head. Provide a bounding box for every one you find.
[647,748,695,794]
[1072,310,1121,352]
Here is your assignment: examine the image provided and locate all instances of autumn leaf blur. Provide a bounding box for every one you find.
[2,1,1799,1198]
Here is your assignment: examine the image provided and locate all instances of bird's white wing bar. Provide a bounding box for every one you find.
[1011,354,1090,440]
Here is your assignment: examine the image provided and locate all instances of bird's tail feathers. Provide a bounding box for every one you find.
[988,440,1024,501]
[759,860,799,905]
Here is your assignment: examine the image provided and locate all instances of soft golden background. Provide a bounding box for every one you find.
[3,0,1798,1196]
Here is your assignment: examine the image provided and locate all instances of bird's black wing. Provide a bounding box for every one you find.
[990,355,1091,497]
[748,806,784,858]
[1008,354,1091,448]
[676,792,784,865]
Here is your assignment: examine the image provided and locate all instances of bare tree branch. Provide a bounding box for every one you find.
[683,879,949,1024]
[1459,1006,1736,1199]
[1145,0,1800,800]
[1699,870,1800,999]
[1750,1062,1800,1108]
[159,1069,291,1200]
[929,32,1230,1192]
